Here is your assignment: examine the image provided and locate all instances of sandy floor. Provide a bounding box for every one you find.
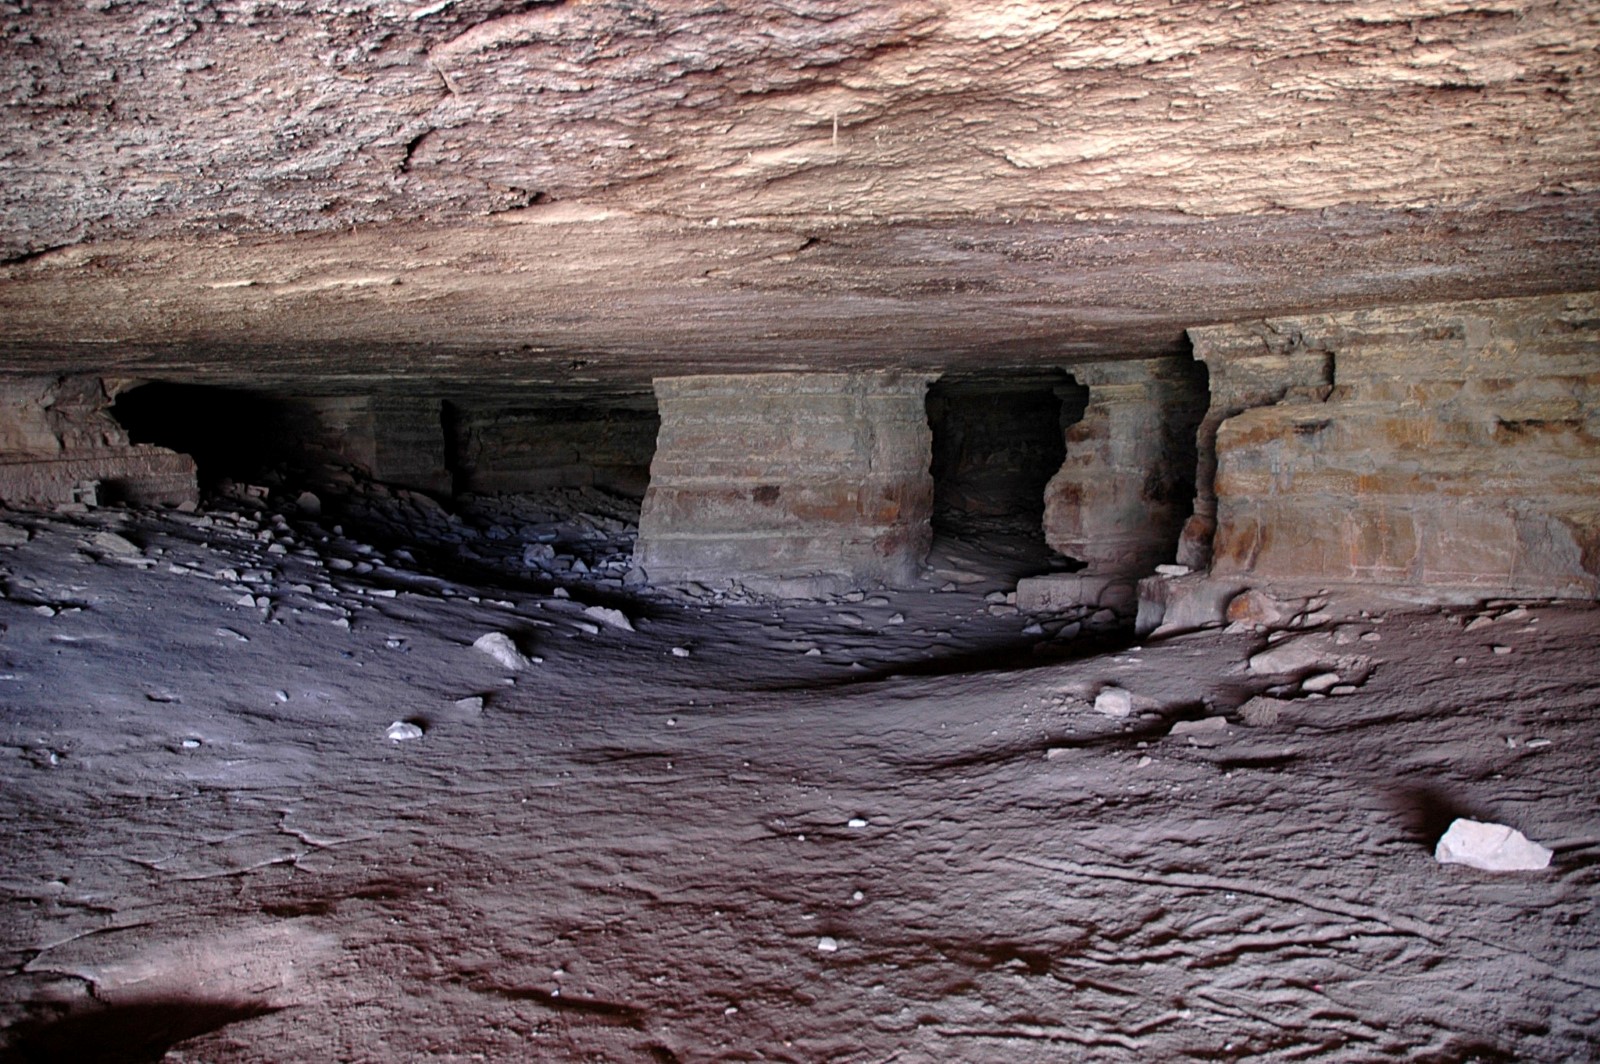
[0,495,1596,1062]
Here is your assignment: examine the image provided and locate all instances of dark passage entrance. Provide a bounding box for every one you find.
[925,373,1085,556]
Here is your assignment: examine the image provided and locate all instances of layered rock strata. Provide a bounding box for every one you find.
[1192,291,1599,599]
[0,377,196,509]
[635,373,935,596]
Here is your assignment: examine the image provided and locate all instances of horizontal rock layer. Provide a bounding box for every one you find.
[635,372,934,595]
[1198,291,1600,598]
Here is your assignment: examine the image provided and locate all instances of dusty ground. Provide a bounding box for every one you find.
[0,493,1597,1062]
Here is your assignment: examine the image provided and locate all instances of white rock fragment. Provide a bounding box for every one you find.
[386,721,425,741]
[473,632,531,670]
[1155,563,1191,576]
[816,936,839,953]
[90,530,141,557]
[671,646,691,658]
[1170,716,1229,738]
[847,818,868,828]
[571,620,602,635]
[582,605,634,631]
[0,524,29,546]
[1093,686,1133,718]
[1435,818,1552,872]
[1301,671,1342,693]
[452,696,485,714]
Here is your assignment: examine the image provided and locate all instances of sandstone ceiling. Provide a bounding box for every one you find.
[2,0,1597,389]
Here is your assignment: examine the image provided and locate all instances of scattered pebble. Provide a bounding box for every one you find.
[90,530,141,557]
[1301,671,1342,693]
[385,721,425,742]
[671,646,691,658]
[570,620,602,635]
[1492,645,1512,656]
[816,936,839,953]
[847,818,868,828]
[582,605,634,632]
[0,524,30,546]
[181,738,201,749]
[473,632,531,670]
[1093,686,1133,718]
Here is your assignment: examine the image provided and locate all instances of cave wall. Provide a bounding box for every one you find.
[445,401,658,497]
[0,376,196,508]
[634,373,935,596]
[1192,291,1600,599]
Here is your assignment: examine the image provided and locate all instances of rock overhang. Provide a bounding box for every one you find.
[1,1,1597,388]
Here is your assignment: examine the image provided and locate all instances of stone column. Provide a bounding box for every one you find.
[1203,292,1600,599]
[634,372,936,597]
[1174,329,1334,569]
[1019,357,1206,615]
[1041,356,1207,576]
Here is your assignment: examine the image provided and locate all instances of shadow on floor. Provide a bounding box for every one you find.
[2,995,281,1064]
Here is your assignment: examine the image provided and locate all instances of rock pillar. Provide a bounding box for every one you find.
[1041,357,1207,576]
[1195,291,1600,599]
[634,372,936,596]
[1175,335,1334,569]
[0,376,197,508]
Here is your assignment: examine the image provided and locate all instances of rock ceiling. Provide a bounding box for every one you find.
[2,0,1597,390]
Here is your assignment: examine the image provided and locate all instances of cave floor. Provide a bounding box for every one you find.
[0,502,1597,1063]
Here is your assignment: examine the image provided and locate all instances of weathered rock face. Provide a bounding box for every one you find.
[1042,357,1207,575]
[635,372,934,595]
[1,2,1597,380]
[0,377,196,508]
[1194,292,1600,599]
[290,395,451,495]
[445,399,658,497]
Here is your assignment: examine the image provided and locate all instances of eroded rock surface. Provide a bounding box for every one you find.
[1,2,1597,379]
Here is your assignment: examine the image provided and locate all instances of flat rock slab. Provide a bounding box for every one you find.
[1435,818,1553,872]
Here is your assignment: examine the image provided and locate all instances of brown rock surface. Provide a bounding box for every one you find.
[2,2,1598,379]
[1202,291,1600,598]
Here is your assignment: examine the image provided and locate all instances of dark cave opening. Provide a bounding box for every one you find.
[925,372,1086,568]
